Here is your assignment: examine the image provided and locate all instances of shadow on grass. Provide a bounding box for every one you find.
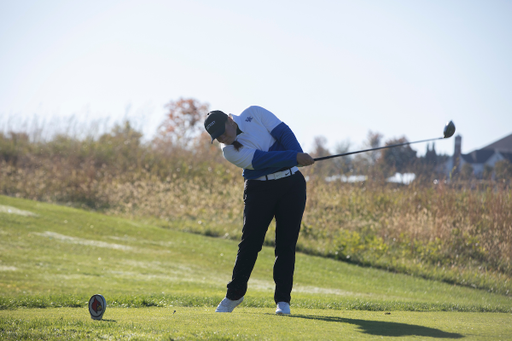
[289,315,464,338]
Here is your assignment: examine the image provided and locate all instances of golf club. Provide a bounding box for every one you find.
[313,120,456,162]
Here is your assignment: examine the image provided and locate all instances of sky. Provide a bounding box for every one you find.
[1,0,511,156]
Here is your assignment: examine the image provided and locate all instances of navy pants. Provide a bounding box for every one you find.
[226,171,307,304]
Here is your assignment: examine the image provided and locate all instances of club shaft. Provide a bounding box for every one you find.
[313,137,444,161]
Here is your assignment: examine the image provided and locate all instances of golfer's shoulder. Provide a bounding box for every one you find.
[241,105,270,119]
[241,106,281,128]
[241,105,264,114]
[223,144,252,157]
[222,144,255,169]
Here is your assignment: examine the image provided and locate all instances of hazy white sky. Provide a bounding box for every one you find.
[1,0,511,156]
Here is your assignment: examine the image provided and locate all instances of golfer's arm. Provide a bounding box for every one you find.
[252,150,298,170]
[223,145,299,170]
[270,123,303,152]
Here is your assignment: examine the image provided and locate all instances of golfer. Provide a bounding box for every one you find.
[204,105,314,315]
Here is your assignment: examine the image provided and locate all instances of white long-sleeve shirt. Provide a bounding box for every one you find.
[221,106,303,179]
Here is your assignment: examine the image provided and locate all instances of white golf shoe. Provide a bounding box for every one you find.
[275,302,290,315]
[215,297,244,313]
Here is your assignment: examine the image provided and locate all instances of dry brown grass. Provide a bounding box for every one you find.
[302,179,512,271]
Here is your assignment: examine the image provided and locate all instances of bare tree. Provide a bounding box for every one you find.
[352,131,383,174]
[311,135,330,158]
[332,139,352,174]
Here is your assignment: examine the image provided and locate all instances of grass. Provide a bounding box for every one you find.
[2,308,512,340]
[1,195,512,339]
[1,194,511,312]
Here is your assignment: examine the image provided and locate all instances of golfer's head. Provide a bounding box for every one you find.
[204,110,228,143]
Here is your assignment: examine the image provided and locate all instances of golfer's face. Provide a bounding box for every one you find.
[217,120,236,145]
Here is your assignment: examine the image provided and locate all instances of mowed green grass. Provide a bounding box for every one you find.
[2,308,512,340]
[1,195,511,340]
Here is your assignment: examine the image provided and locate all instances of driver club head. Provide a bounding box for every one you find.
[443,120,456,138]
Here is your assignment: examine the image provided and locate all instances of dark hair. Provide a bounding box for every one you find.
[232,140,243,151]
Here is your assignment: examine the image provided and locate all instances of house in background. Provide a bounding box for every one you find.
[441,133,512,178]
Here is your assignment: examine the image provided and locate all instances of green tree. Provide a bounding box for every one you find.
[414,143,439,184]
[377,137,417,177]
[494,159,512,182]
[97,121,144,169]
[0,132,31,165]
[459,163,474,180]
[424,143,437,165]
[483,164,494,180]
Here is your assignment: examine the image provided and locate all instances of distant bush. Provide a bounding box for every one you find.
[495,159,512,182]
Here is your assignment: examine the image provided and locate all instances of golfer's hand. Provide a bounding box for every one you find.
[297,153,315,167]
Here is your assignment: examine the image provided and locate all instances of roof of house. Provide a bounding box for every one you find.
[461,149,512,164]
[461,149,495,164]
[482,133,512,152]
[500,151,512,163]
[459,133,512,164]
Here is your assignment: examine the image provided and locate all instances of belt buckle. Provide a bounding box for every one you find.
[274,169,290,180]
